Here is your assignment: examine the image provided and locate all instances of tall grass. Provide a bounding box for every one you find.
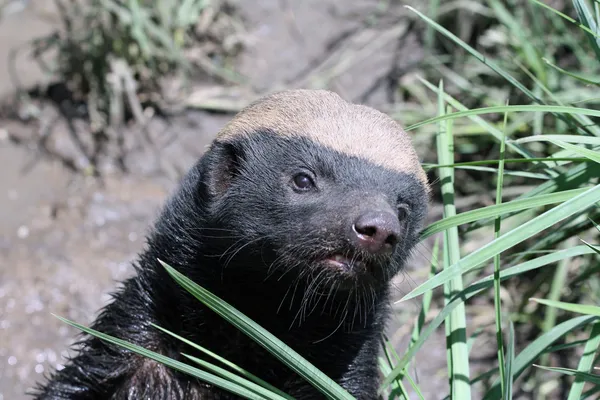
[55,0,599,399]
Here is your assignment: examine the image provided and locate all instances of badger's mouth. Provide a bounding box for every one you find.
[324,253,368,273]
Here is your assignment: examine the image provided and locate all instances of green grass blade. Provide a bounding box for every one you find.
[381,246,597,390]
[528,0,600,39]
[406,105,600,132]
[583,385,600,400]
[421,157,589,170]
[405,373,426,400]
[464,162,600,234]
[176,0,205,26]
[515,135,600,146]
[420,188,588,240]
[151,323,292,399]
[592,218,600,233]
[516,137,600,164]
[52,315,267,400]
[424,0,441,50]
[581,239,600,255]
[404,5,542,104]
[573,0,600,61]
[503,322,515,400]
[533,365,600,385]
[493,111,507,396]
[482,316,599,400]
[127,0,152,58]
[488,0,545,80]
[181,353,289,400]
[531,298,600,317]
[407,3,599,136]
[382,239,439,397]
[423,158,588,169]
[415,77,539,160]
[380,338,409,399]
[159,260,355,400]
[400,183,600,302]
[437,90,471,400]
[567,323,600,400]
[377,357,406,399]
[539,241,572,369]
[542,58,600,86]
[434,166,549,180]
[512,55,600,137]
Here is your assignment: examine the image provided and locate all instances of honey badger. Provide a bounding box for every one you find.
[33,89,430,399]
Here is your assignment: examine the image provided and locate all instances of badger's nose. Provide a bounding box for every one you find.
[352,211,402,255]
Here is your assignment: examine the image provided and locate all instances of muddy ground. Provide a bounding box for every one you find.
[0,1,469,399]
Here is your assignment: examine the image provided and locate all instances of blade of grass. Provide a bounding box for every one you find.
[512,56,600,137]
[406,105,600,132]
[424,0,441,50]
[420,188,589,239]
[436,166,549,180]
[533,365,600,385]
[159,260,355,400]
[181,353,289,400]
[380,338,409,399]
[488,0,546,81]
[52,315,267,400]
[516,137,600,164]
[530,299,600,317]
[542,57,600,86]
[423,158,588,169]
[567,322,600,400]
[538,240,573,370]
[377,357,406,399]
[405,5,541,103]
[400,183,600,302]
[583,385,600,400]
[381,246,597,390]
[464,162,600,234]
[406,5,595,136]
[405,373,426,400]
[510,208,600,265]
[581,239,600,255]
[528,0,600,39]
[493,110,508,396]
[437,91,471,399]
[415,76,541,161]
[515,135,600,146]
[573,0,600,61]
[151,323,292,399]
[482,316,599,400]
[383,239,439,397]
[503,322,515,400]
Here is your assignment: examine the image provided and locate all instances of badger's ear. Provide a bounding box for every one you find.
[198,140,245,198]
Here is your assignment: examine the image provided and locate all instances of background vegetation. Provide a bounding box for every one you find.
[5,0,599,399]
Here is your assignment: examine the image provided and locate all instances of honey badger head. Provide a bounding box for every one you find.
[193,89,430,293]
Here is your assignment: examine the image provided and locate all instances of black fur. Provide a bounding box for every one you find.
[32,131,429,400]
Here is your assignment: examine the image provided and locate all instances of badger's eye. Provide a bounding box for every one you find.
[292,172,315,191]
[397,203,410,221]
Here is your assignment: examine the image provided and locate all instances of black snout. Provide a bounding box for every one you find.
[352,211,402,255]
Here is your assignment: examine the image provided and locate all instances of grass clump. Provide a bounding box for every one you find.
[12,0,244,174]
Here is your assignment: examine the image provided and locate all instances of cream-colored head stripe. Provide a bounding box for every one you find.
[216,89,428,185]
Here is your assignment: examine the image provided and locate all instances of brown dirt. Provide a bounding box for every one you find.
[0,2,455,399]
